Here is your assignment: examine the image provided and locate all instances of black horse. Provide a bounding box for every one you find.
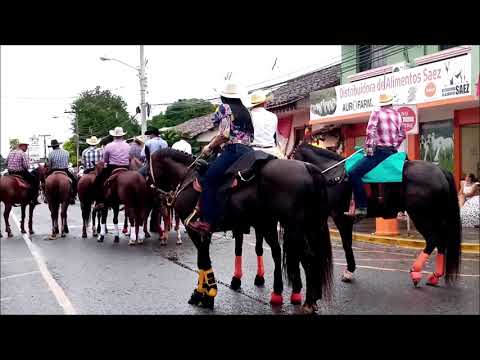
[292,143,462,287]
[150,148,333,314]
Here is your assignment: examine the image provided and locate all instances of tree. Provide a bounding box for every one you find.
[9,138,19,150]
[70,86,140,154]
[62,139,77,166]
[150,98,215,129]
[160,129,201,155]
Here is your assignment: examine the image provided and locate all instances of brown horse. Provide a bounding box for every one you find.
[78,172,102,238]
[43,169,73,240]
[96,162,148,245]
[0,167,42,237]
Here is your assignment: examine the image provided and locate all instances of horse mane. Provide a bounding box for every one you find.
[154,148,196,166]
[299,143,344,161]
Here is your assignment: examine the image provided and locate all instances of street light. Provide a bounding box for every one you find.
[99,46,148,135]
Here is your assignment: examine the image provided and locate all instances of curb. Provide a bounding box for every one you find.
[329,229,480,254]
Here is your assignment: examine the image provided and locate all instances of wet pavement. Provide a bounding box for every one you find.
[1,203,479,315]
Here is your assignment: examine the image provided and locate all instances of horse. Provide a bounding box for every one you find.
[43,168,73,240]
[0,167,42,237]
[292,143,462,287]
[96,161,148,245]
[150,148,333,314]
[78,171,102,238]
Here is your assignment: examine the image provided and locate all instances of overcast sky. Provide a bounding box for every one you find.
[1,45,341,157]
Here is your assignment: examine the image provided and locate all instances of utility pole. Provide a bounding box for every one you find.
[38,134,51,162]
[139,45,147,135]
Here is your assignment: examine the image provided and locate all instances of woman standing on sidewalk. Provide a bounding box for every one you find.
[460,174,480,228]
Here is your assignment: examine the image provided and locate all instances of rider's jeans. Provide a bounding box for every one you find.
[348,146,396,209]
[200,143,252,226]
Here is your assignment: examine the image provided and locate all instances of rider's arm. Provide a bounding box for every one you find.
[204,116,230,153]
[103,145,110,165]
[22,152,29,171]
[365,110,379,156]
[396,113,407,149]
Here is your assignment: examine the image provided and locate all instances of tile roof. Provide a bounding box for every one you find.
[172,113,216,138]
[265,63,341,109]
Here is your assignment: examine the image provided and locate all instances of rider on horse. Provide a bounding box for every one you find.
[45,139,78,205]
[249,90,284,159]
[138,127,168,178]
[81,136,103,174]
[187,82,254,236]
[347,94,406,220]
[5,139,40,205]
[93,127,130,207]
[129,135,145,162]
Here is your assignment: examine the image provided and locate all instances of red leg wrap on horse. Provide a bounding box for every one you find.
[257,256,265,277]
[290,292,302,305]
[412,251,429,272]
[270,292,283,306]
[234,256,242,278]
[434,253,445,276]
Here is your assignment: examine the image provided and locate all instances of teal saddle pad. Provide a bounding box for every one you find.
[345,148,407,183]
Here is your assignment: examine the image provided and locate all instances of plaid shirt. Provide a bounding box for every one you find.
[6,149,29,172]
[48,148,70,169]
[82,146,104,170]
[365,107,406,156]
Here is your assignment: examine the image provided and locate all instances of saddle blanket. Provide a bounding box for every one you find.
[345,149,407,183]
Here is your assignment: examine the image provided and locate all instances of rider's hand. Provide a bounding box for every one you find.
[202,145,211,155]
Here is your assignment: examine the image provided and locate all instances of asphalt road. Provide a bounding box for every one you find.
[1,203,479,315]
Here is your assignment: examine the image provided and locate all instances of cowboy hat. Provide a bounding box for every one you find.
[86,136,101,146]
[109,126,127,137]
[378,94,394,106]
[17,138,30,146]
[48,139,62,147]
[220,82,245,99]
[134,135,146,143]
[250,91,268,107]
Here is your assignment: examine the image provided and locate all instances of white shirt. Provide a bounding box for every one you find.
[172,139,192,154]
[250,107,278,147]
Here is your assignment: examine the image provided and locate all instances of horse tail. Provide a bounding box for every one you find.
[305,163,333,299]
[441,169,462,284]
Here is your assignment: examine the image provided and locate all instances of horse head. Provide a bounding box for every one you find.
[150,148,196,191]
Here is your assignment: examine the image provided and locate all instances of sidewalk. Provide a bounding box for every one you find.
[329,217,480,253]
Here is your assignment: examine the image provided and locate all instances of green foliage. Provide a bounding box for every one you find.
[62,138,77,166]
[9,138,19,150]
[159,129,201,155]
[150,98,215,129]
[71,86,140,154]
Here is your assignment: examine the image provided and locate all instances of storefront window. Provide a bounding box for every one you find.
[420,120,454,172]
[461,124,480,178]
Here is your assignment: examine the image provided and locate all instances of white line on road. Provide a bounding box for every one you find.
[1,270,40,280]
[1,257,35,264]
[11,213,77,315]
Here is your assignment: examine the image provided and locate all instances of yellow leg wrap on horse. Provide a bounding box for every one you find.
[204,268,218,298]
[196,270,206,293]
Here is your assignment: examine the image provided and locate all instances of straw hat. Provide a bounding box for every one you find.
[109,126,127,137]
[250,91,268,107]
[18,139,30,146]
[378,94,394,106]
[86,136,101,146]
[134,135,146,144]
[219,82,245,99]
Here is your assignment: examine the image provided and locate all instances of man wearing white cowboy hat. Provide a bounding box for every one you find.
[82,136,104,174]
[93,127,130,206]
[6,138,40,205]
[346,93,406,220]
[129,135,145,162]
[46,139,78,204]
[187,81,255,236]
[249,90,284,159]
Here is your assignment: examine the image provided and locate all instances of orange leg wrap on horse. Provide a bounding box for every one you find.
[257,256,265,277]
[410,251,429,284]
[427,253,445,286]
[234,256,242,279]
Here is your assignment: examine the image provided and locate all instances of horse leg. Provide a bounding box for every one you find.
[160,207,168,245]
[186,228,216,309]
[175,212,182,244]
[49,203,58,240]
[128,210,137,245]
[254,227,266,287]
[28,203,35,235]
[143,206,151,239]
[91,207,97,237]
[263,223,284,306]
[284,225,303,305]
[98,208,108,243]
[60,202,68,237]
[333,214,356,282]
[112,204,120,243]
[123,207,129,234]
[20,204,27,234]
[427,249,446,286]
[81,202,90,238]
[4,204,13,237]
[230,229,243,291]
[136,208,144,245]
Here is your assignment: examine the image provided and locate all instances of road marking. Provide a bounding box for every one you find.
[1,270,40,280]
[11,213,77,315]
[1,257,35,264]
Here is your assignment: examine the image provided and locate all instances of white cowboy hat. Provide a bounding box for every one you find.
[18,139,30,146]
[134,135,146,144]
[219,82,245,99]
[86,136,101,146]
[250,91,268,107]
[109,126,127,137]
[378,94,394,106]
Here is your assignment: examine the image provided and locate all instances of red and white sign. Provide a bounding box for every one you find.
[393,104,418,135]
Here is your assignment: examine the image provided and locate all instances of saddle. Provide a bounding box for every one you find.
[8,175,30,189]
[104,168,128,187]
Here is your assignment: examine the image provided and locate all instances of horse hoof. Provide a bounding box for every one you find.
[7,233,13,238]
[176,239,182,245]
[48,234,57,240]
[98,236,104,243]
[341,269,354,283]
[410,271,422,287]
[291,292,302,305]
[160,240,167,246]
[144,232,151,239]
[29,231,35,235]
[137,239,144,245]
[61,233,66,238]
[122,228,128,234]
[114,236,119,243]
[82,233,87,239]
[302,303,318,315]
[230,276,241,291]
[93,233,98,237]
[427,273,441,286]
[254,275,265,287]
[128,240,136,246]
[21,229,27,234]
[188,290,204,306]
[270,292,284,306]
[201,295,215,310]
